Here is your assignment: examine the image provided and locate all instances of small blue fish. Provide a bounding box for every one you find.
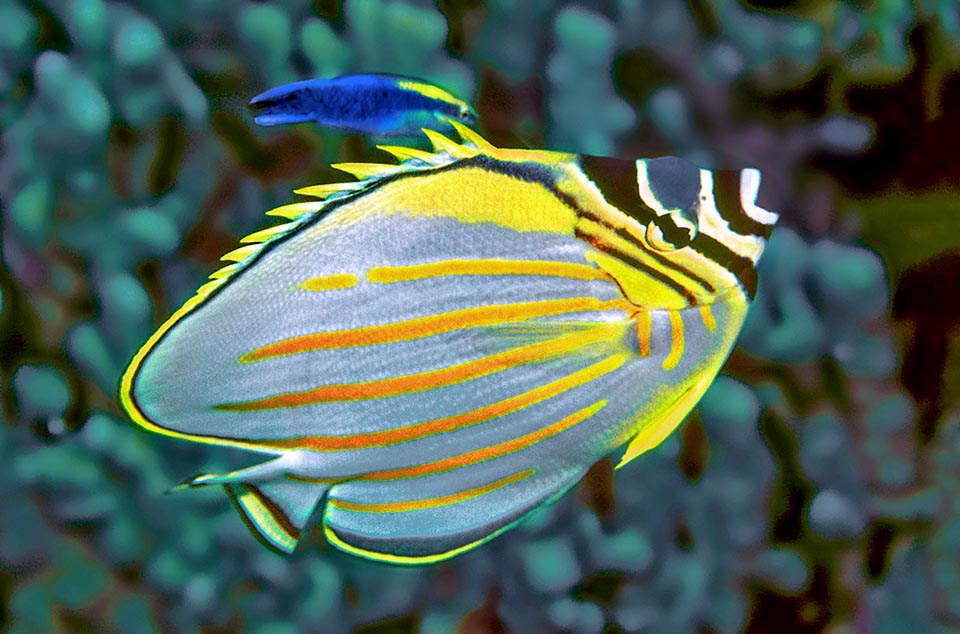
[249,74,477,136]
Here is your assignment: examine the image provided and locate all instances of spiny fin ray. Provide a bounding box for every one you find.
[331,162,399,180]
[448,120,495,151]
[221,244,262,262]
[240,222,298,244]
[377,144,438,163]
[422,128,470,157]
[265,201,327,219]
[293,182,363,199]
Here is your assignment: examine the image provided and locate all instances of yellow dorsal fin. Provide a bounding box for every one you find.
[331,162,398,180]
[293,182,362,199]
[422,128,469,157]
[265,201,326,219]
[376,144,438,163]
[447,120,496,152]
[195,280,221,298]
[209,263,239,280]
[240,222,298,244]
[220,244,261,262]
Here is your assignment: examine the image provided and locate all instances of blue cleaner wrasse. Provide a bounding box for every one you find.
[119,120,778,564]
[248,73,477,136]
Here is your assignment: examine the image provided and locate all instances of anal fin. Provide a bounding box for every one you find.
[180,454,330,554]
[225,479,329,554]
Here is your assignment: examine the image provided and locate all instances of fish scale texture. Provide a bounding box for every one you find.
[2,1,960,633]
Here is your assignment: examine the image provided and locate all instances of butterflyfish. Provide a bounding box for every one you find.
[119,122,777,563]
[249,74,477,136]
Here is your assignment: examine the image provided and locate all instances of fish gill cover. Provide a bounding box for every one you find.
[2,1,960,633]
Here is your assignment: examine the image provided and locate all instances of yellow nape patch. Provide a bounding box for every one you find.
[367,166,578,234]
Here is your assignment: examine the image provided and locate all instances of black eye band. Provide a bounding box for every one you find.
[653,214,695,249]
[580,155,656,225]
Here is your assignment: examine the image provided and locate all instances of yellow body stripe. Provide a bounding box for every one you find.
[271,354,628,451]
[367,259,608,284]
[662,311,685,371]
[699,305,717,331]
[396,80,467,108]
[298,274,359,292]
[329,470,534,514]
[216,326,620,412]
[360,400,606,481]
[635,310,652,357]
[242,297,628,363]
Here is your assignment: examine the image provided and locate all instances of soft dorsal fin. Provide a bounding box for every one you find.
[195,126,499,298]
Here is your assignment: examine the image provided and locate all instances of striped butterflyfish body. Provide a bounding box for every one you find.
[119,123,777,563]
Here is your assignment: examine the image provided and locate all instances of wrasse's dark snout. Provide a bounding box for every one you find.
[248,83,316,126]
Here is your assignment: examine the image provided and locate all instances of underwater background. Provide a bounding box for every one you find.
[1,0,959,632]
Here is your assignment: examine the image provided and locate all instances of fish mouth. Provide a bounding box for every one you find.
[248,84,313,126]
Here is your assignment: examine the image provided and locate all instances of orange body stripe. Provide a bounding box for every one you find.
[635,310,652,357]
[367,259,608,283]
[360,400,606,481]
[271,354,628,450]
[216,326,619,412]
[329,470,535,513]
[241,297,629,363]
[662,310,685,371]
[699,305,716,332]
[298,274,359,292]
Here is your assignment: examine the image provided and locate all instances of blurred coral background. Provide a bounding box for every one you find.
[2,1,960,632]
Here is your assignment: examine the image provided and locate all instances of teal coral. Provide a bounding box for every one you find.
[1,0,958,632]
